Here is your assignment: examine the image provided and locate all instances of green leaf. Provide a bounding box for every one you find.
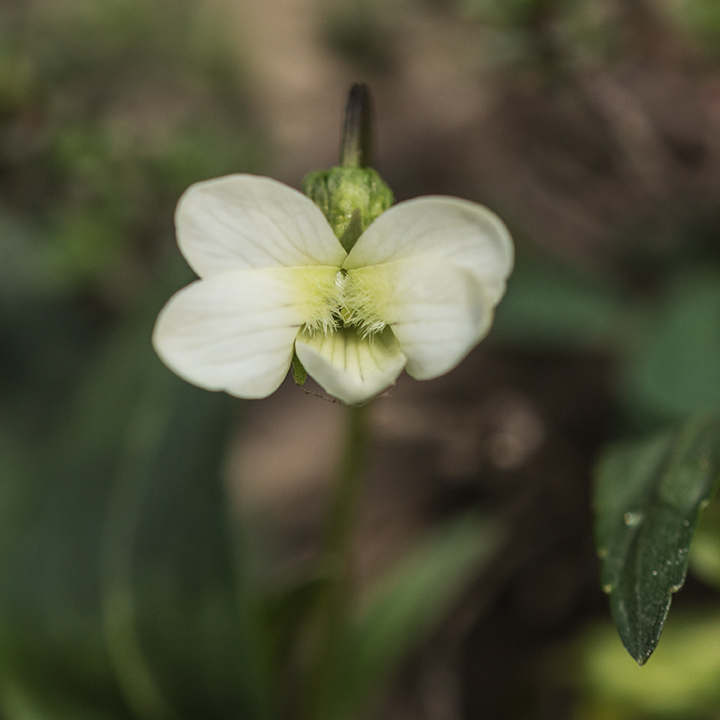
[260,575,327,678]
[323,513,503,720]
[594,416,720,664]
[491,254,622,349]
[0,286,267,719]
[624,272,720,420]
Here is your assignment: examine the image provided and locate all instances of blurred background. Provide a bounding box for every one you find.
[3,0,720,718]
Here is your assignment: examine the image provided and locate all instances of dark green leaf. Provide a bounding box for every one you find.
[594,416,720,664]
[491,254,621,349]
[0,289,267,719]
[624,272,720,419]
[260,575,328,676]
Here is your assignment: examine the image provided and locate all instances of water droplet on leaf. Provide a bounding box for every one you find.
[624,511,643,527]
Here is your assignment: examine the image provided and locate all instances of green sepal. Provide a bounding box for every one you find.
[338,209,364,254]
[291,353,307,386]
[302,166,393,251]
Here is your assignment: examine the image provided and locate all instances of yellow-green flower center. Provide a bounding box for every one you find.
[293,266,391,339]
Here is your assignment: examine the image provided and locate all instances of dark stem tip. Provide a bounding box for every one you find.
[340,83,373,168]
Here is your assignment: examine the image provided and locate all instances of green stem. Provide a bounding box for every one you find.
[340,83,372,168]
[308,403,368,720]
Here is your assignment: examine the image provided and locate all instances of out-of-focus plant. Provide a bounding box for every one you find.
[6,0,720,717]
[0,0,264,304]
[0,1,270,717]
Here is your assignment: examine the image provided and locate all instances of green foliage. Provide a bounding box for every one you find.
[0,288,265,720]
[6,0,720,714]
[491,252,623,348]
[660,0,720,55]
[0,0,264,301]
[623,272,720,421]
[461,0,567,28]
[312,514,503,720]
[594,416,720,664]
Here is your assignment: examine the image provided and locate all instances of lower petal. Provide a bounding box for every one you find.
[153,266,338,399]
[295,327,407,404]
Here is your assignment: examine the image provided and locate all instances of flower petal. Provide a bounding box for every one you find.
[295,327,407,404]
[344,196,513,304]
[176,174,347,277]
[153,266,339,399]
[346,257,493,380]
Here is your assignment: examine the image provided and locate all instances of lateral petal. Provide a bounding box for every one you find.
[176,174,347,277]
[346,257,493,380]
[295,327,407,404]
[153,266,339,399]
[344,196,513,305]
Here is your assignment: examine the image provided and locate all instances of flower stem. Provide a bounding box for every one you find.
[340,83,372,169]
[308,402,368,720]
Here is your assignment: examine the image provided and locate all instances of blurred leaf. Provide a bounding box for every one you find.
[0,285,266,719]
[660,0,720,55]
[594,416,720,664]
[47,208,128,285]
[624,272,720,420]
[581,612,720,718]
[323,513,503,720]
[319,0,395,72]
[0,213,55,301]
[148,125,266,200]
[689,490,720,590]
[461,0,577,28]
[260,576,327,678]
[491,254,622,349]
[0,0,265,300]
[461,0,542,26]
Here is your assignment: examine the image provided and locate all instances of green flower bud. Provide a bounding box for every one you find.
[302,166,394,252]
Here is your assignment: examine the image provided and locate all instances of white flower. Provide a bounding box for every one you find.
[152,174,513,404]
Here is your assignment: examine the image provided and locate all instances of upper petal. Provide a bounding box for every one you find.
[176,174,347,277]
[295,327,407,404]
[344,196,513,305]
[346,257,493,380]
[153,266,339,399]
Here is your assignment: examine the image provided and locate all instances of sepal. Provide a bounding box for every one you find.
[302,167,393,251]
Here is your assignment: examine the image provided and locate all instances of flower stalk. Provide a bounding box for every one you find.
[307,403,368,720]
